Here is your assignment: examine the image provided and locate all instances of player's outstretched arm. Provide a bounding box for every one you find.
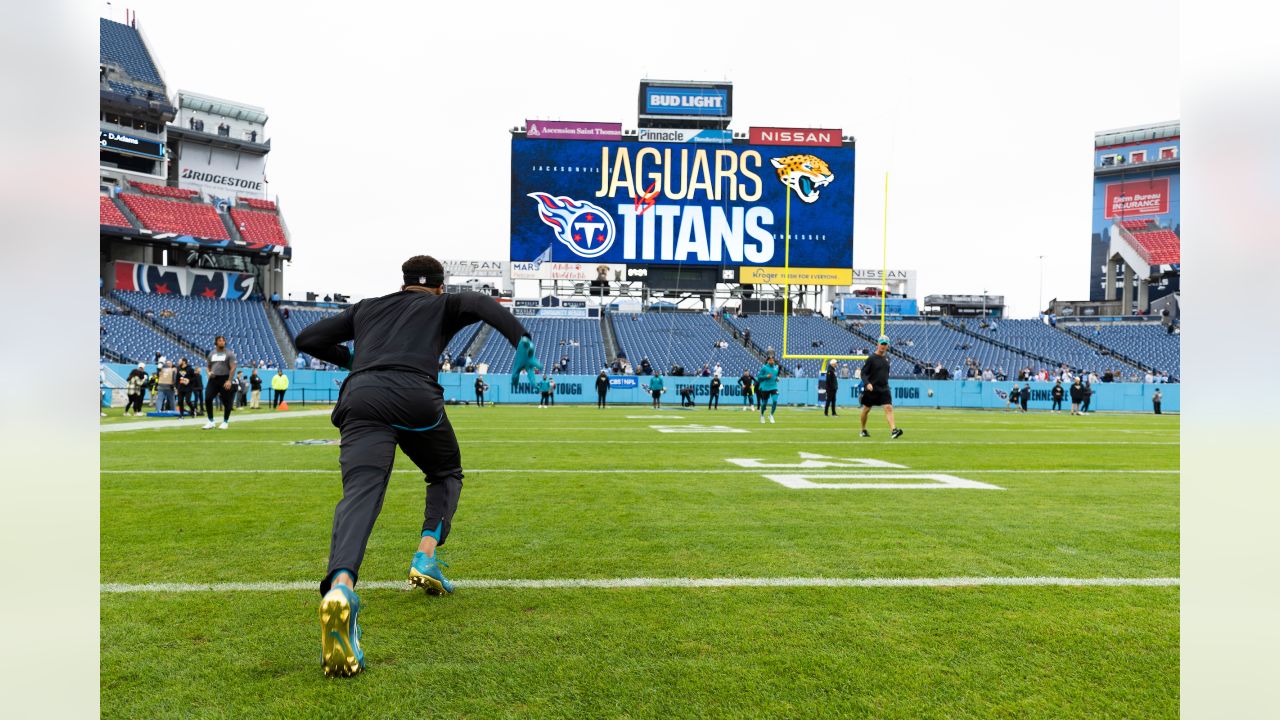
[443,291,540,379]
[296,308,355,369]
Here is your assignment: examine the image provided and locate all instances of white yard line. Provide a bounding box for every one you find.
[100,575,1180,593]
[99,468,1180,475]
[100,410,333,433]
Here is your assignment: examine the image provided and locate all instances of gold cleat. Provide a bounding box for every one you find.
[319,586,364,677]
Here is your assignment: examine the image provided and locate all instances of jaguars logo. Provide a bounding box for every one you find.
[770,154,834,204]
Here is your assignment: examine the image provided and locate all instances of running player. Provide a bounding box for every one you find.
[756,356,779,424]
[201,336,236,429]
[295,255,540,678]
[859,336,903,438]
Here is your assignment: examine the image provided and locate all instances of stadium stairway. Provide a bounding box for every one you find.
[940,319,1065,372]
[265,304,298,367]
[714,313,768,366]
[462,325,493,362]
[109,195,141,230]
[219,208,243,244]
[600,313,622,363]
[102,293,207,360]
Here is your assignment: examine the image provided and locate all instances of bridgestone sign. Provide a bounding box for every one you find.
[180,168,263,191]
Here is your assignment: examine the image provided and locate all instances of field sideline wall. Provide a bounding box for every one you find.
[104,364,1180,412]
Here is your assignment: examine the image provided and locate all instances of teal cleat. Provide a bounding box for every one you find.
[319,584,365,677]
[408,552,454,595]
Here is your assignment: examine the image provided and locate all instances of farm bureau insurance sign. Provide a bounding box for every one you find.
[1104,178,1170,218]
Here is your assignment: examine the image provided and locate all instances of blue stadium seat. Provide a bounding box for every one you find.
[614,312,759,377]
[471,318,605,375]
[100,19,164,87]
[100,298,191,364]
[871,320,1039,379]
[112,291,285,368]
[956,319,1118,374]
[1063,323,1180,380]
[723,315,915,377]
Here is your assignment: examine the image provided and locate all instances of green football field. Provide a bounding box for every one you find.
[100,404,1179,719]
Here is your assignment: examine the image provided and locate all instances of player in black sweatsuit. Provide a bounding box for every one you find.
[296,259,531,599]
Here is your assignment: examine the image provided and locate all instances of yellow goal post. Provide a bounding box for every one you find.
[780,172,890,374]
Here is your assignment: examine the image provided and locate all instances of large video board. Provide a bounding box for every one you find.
[511,137,854,280]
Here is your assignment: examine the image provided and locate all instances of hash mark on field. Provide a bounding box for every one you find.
[99,576,1181,593]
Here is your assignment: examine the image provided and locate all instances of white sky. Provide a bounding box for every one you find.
[108,0,1179,317]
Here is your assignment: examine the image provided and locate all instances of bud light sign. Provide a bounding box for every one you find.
[510,137,855,270]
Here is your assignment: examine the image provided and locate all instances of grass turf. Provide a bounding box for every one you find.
[101,404,1179,718]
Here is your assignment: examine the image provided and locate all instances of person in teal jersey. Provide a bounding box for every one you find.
[648,371,665,409]
[537,373,552,408]
[756,356,780,423]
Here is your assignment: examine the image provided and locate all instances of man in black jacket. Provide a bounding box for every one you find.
[708,375,721,409]
[823,361,839,416]
[859,337,902,439]
[1069,377,1084,415]
[1051,380,1064,413]
[595,371,609,408]
[474,375,488,407]
[176,359,199,418]
[296,255,539,678]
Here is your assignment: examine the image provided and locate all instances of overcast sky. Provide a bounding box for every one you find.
[109,0,1178,317]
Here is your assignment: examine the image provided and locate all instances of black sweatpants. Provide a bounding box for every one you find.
[272,389,286,408]
[824,393,837,416]
[321,371,463,595]
[597,391,607,408]
[708,391,718,409]
[127,392,144,414]
[475,390,485,407]
[205,376,233,422]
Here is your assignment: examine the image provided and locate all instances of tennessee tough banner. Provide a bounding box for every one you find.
[510,137,855,273]
[112,261,255,300]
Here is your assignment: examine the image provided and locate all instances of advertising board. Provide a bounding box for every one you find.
[511,137,854,276]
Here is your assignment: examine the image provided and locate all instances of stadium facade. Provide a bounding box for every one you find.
[1089,121,1180,311]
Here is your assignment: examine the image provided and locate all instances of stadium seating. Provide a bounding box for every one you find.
[871,320,1042,379]
[1063,323,1181,380]
[228,207,287,246]
[121,194,229,240]
[612,312,760,377]
[100,196,131,228]
[1118,219,1155,231]
[723,314,918,377]
[953,318,1118,374]
[100,19,165,87]
[241,198,277,211]
[471,317,606,375]
[130,182,198,200]
[112,291,286,368]
[1129,229,1180,264]
[100,298,194,364]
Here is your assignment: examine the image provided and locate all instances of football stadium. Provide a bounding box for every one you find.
[98,9,1179,718]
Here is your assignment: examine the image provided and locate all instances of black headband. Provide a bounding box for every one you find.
[403,273,445,287]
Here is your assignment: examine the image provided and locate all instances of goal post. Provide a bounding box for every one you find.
[781,172,890,373]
